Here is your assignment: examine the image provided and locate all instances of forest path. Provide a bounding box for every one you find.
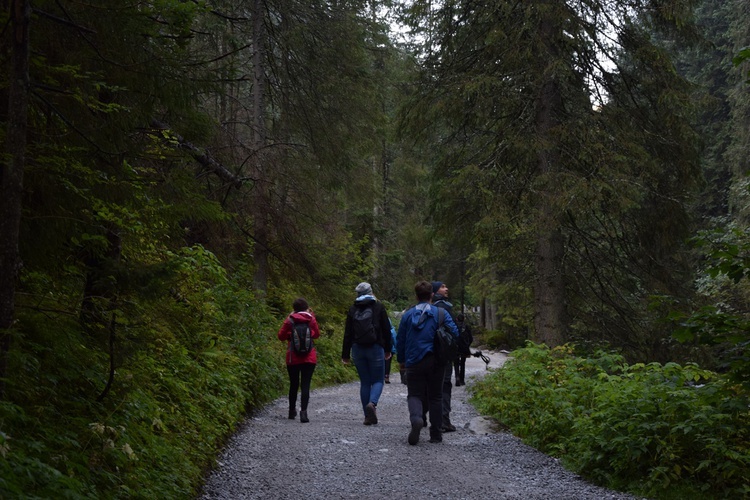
[199,352,638,499]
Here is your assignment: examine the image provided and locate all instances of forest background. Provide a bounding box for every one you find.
[0,0,749,498]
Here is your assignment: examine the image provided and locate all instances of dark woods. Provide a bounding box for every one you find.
[0,0,749,498]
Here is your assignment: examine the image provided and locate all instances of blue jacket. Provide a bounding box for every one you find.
[397,302,459,367]
[389,320,397,354]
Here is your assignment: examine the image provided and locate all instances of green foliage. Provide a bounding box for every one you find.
[399,0,702,356]
[481,328,528,351]
[472,343,750,499]
[0,245,360,499]
[733,46,750,82]
[1,0,402,498]
[667,223,750,388]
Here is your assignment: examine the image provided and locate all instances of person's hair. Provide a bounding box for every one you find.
[414,280,433,301]
[292,297,309,312]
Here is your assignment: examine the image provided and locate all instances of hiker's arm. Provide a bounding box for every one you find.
[277,317,291,341]
[309,315,321,339]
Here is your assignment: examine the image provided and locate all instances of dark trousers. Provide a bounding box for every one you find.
[442,361,453,422]
[406,353,443,434]
[454,355,468,383]
[287,363,316,411]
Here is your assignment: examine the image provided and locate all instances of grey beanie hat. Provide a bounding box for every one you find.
[355,282,373,296]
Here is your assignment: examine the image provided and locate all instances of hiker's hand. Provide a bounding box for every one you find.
[385,352,392,360]
[342,358,350,365]
[399,363,405,370]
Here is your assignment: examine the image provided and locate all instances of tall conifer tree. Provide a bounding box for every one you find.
[400,0,700,355]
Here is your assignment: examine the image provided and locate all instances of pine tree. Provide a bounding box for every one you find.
[399,0,701,354]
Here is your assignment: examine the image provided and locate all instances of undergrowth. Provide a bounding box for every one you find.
[0,250,355,499]
[471,343,750,499]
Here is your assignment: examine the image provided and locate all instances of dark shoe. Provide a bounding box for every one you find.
[288,409,297,420]
[365,402,378,425]
[455,381,463,387]
[429,429,443,443]
[422,415,428,428]
[300,410,309,423]
[408,419,423,445]
[384,375,390,384]
[442,421,456,432]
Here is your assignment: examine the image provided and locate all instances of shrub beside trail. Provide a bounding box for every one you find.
[471,343,750,499]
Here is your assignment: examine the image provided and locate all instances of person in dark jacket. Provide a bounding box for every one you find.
[432,281,458,432]
[397,280,459,445]
[341,282,393,425]
[277,297,321,423]
[454,313,473,386]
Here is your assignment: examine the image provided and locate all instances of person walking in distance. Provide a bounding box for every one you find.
[385,319,397,384]
[397,281,459,445]
[432,281,457,432]
[454,313,473,386]
[277,297,320,423]
[342,282,393,425]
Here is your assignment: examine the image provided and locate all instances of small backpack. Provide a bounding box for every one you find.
[290,319,312,355]
[458,322,473,353]
[352,304,377,345]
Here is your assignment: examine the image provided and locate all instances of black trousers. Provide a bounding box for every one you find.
[406,353,443,433]
[287,363,316,411]
[454,354,468,383]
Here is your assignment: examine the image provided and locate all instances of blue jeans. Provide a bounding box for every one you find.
[351,343,385,415]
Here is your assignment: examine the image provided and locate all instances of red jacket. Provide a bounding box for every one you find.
[277,311,321,365]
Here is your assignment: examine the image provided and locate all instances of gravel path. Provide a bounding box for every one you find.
[199,352,639,499]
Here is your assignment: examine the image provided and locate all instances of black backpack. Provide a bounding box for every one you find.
[434,307,459,364]
[352,304,377,345]
[458,322,473,353]
[290,319,312,355]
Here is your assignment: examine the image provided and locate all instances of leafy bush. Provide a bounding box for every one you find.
[0,246,355,499]
[471,343,750,499]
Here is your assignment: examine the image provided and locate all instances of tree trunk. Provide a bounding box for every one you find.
[532,1,567,347]
[250,0,269,295]
[0,0,31,399]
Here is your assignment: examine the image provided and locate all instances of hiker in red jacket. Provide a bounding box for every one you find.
[278,297,321,423]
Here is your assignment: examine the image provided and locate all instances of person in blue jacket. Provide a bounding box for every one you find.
[397,280,459,445]
[384,319,397,384]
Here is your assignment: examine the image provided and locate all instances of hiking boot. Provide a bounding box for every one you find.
[429,428,443,443]
[408,419,423,445]
[384,375,390,384]
[300,410,309,423]
[365,402,378,425]
[288,409,297,420]
[442,421,456,432]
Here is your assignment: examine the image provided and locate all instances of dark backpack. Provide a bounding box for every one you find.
[290,319,312,355]
[457,322,473,353]
[434,307,459,364]
[352,304,377,345]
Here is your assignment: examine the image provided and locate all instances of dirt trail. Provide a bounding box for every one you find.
[199,351,638,499]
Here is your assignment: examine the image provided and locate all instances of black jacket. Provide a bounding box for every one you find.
[341,298,392,359]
